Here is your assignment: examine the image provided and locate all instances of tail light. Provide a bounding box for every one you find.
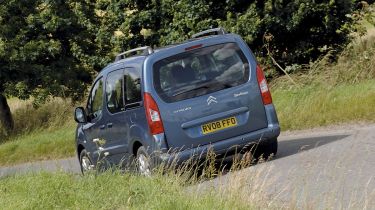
[144,92,164,135]
[256,65,272,105]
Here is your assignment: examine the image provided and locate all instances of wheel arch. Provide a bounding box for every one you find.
[132,141,143,156]
[77,144,85,159]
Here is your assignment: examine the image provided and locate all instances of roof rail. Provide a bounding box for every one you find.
[192,27,228,39]
[115,46,153,61]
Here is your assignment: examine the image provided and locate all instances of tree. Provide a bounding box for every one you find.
[156,0,357,76]
[93,0,164,59]
[93,0,359,78]
[0,0,98,136]
[0,0,362,136]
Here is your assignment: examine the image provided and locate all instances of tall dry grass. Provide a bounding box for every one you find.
[271,26,375,89]
[2,142,373,209]
[1,98,76,142]
[269,24,375,131]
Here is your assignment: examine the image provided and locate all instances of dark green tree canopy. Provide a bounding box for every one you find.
[0,0,369,135]
[0,0,99,134]
[94,0,359,73]
[0,0,97,105]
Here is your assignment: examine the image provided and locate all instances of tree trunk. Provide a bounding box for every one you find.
[0,93,14,135]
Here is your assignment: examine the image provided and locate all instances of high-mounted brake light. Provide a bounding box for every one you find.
[256,65,272,105]
[185,44,203,51]
[144,92,164,135]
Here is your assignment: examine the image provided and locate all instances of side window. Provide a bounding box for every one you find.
[87,78,104,120]
[124,68,142,108]
[106,70,125,113]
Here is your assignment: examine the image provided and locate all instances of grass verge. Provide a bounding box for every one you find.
[273,80,375,130]
[0,171,254,210]
[0,21,374,166]
[0,125,76,166]
[0,80,374,166]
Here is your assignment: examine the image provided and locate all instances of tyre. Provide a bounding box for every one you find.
[258,138,278,160]
[136,146,152,176]
[79,149,94,175]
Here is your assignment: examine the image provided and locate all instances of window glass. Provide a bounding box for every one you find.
[106,70,125,113]
[124,68,142,107]
[87,78,104,120]
[153,43,249,103]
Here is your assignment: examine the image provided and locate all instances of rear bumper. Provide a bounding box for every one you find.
[152,103,280,165]
[153,124,280,164]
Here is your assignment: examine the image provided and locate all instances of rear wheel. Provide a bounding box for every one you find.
[136,146,151,176]
[257,138,278,160]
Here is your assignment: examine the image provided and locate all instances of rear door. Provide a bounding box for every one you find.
[152,42,267,150]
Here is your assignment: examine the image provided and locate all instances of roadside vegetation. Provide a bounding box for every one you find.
[0,125,75,166]
[0,0,375,209]
[271,26,375,130]
[0,98,76,166]
[274,81,375,130]
[0,0,368,136]
[1,148,373,210]
[0,171,256,210]
[0,27,374,166]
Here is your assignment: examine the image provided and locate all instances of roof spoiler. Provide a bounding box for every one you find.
[192,27,228,39]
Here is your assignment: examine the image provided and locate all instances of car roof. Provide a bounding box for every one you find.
[95,32,239,81]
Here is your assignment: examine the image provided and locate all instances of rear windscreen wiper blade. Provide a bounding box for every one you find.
[172,82,233,97]
[172,84,210,97]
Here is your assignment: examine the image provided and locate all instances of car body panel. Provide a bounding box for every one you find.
[75,33,280,168]
[143,35,268,151]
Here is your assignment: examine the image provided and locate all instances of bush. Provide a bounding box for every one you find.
[96,0,359,76]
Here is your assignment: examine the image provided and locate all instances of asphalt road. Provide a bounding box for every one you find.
[0,157,80,177]
[1,123,374,209]
[195,123,375,209]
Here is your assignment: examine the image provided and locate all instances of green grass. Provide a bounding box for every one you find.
[0,125,76,166]
[0,172,254,210]
[0,97,77,166]
[0,18,374,166]
[273,80,375,130]
[6,98,76,139]
[0,80,374,166]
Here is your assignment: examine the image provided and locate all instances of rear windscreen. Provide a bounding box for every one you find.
[153,42,249,103]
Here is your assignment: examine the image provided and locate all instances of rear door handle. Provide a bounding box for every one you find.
[99,125,106,130]
[107,123,113,128]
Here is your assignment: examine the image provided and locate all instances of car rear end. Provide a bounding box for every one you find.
[142,33,280,164]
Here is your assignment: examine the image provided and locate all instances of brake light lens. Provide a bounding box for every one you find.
[256,65,272,105]
[144,92,164,135]
[185,44,203,51]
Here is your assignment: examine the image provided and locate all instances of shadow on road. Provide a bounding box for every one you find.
[216,134,351,176]
[276,134,351,160]
[219,134,350,170]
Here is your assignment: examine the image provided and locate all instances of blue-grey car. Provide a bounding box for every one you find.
[74,28,280,174]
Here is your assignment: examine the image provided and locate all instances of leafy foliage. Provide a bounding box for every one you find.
[0,0,372,134]
[0,0,369,101]
[92,0,364,77]
[0,0,97,105]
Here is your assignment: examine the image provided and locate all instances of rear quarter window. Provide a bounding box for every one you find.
[106,70,125,114]
[124,68,142,108]
[153,42,249,103]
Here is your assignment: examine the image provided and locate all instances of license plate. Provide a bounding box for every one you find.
[201,116,237,134]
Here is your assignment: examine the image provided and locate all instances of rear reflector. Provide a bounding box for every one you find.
[144,93,164,135]
[256,65,272,105]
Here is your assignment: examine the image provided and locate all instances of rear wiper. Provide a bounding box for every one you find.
[172,82,233,97]
[172,84,210,97]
